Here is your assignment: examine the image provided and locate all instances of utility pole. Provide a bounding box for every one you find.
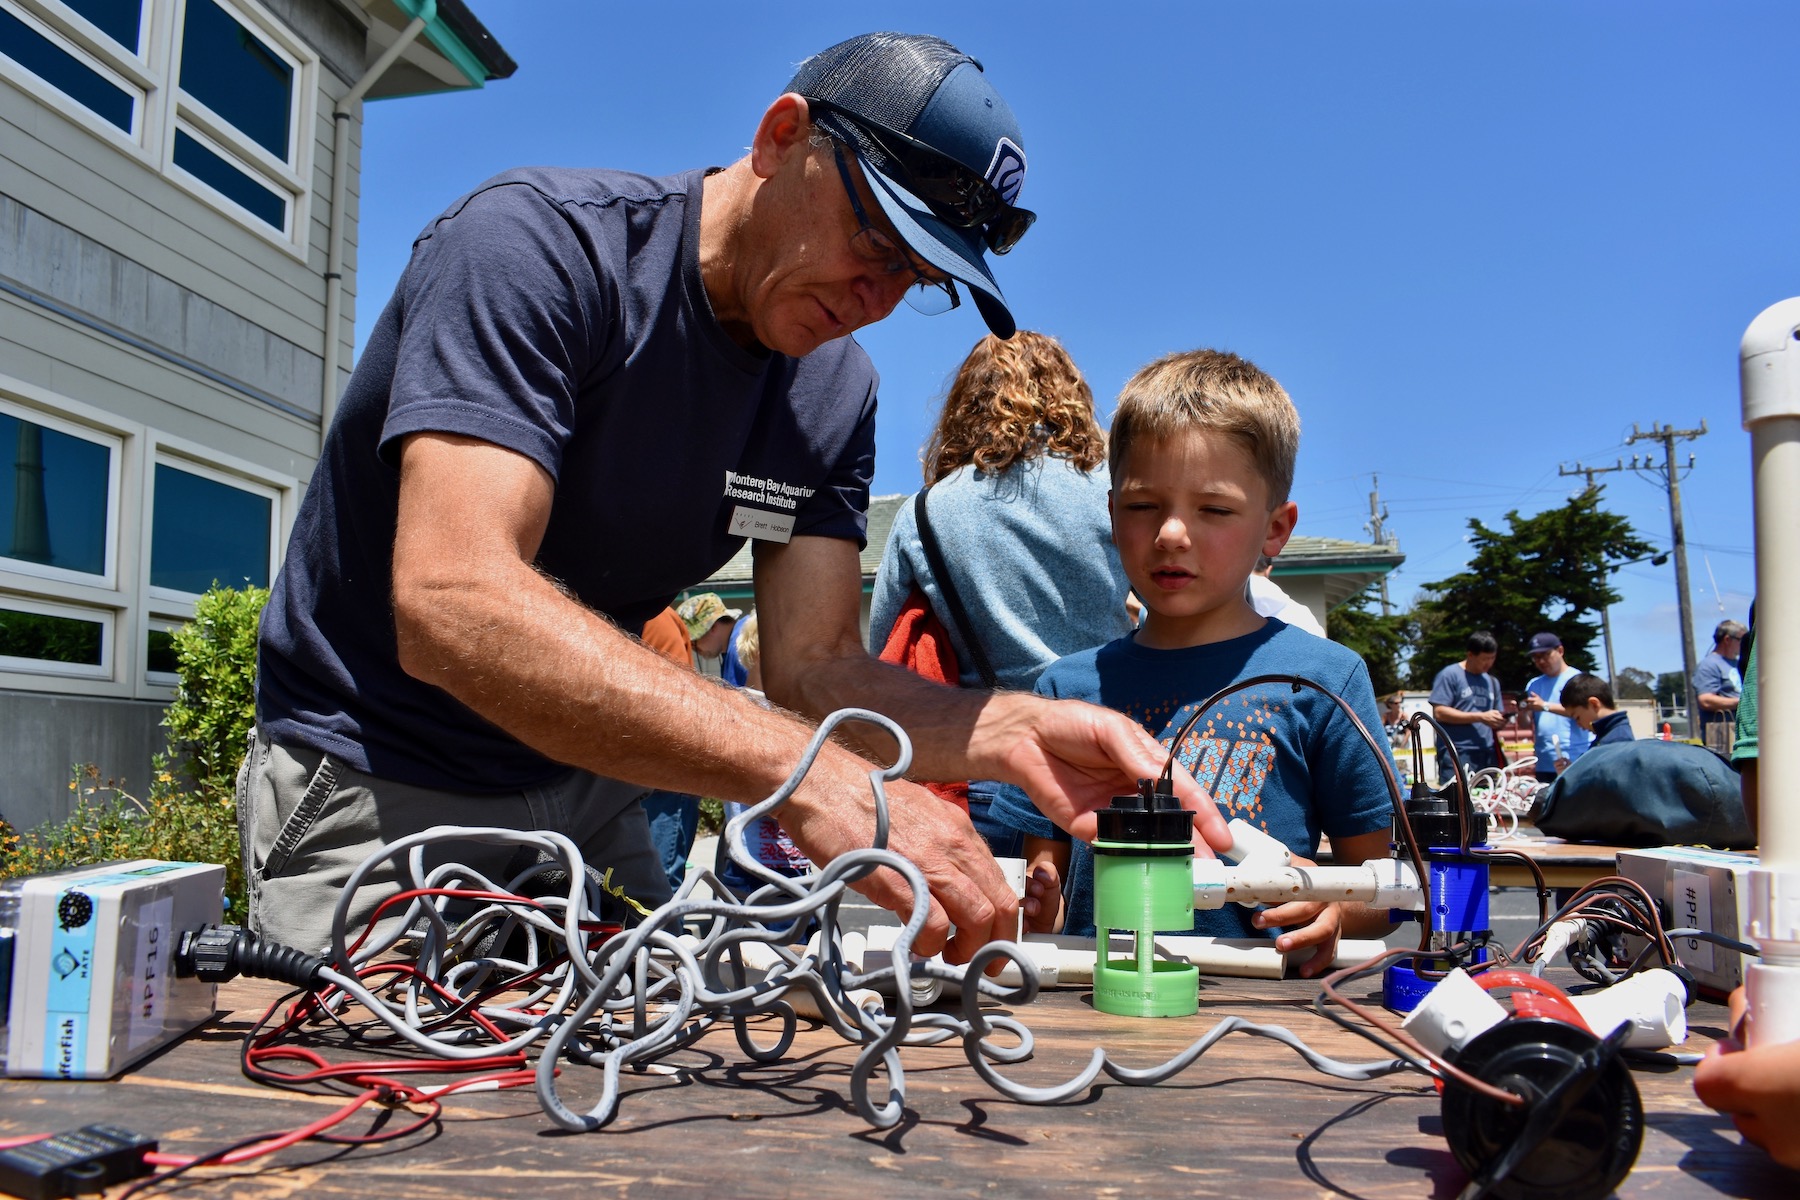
[1627,421,1708,729]
[1558,460,1626,687]
[1365,474,1395,616]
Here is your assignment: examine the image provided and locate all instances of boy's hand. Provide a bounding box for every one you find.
[1021,862,1065,935]
[1253,897,1343,979]
[1693,987,1800,1169]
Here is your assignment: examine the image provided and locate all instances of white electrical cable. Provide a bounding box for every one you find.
[293,708,1414,1132]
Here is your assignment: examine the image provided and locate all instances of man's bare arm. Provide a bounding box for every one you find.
[752,534,1231,851]
[390,433,1013,958]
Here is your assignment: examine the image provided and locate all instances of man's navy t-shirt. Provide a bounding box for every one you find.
[258,168,878,791]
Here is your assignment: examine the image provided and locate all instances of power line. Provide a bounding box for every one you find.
[1559,459,1630,687]
[1625,420,1708,724]
[1365,474,1397,616]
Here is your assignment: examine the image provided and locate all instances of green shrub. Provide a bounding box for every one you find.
[0,585,267,916]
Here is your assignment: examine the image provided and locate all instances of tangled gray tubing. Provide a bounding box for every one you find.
[302,708,1413,1131]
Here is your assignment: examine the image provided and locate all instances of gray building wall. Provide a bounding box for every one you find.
[0,689,167,830]
[2,0,373,830]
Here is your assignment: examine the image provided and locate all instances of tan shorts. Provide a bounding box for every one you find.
[235,729,671,953]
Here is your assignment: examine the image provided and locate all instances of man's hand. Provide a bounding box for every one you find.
[754,536,1232,859]
[774,768,1017,967]
[1476,709,1506,729]
[975,693,1231,853]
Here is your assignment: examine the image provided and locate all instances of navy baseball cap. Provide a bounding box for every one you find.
[1527,632,1562,655]
[787,32,1032,339]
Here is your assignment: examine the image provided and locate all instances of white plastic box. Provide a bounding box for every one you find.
[1,860,223,1078]
[1616,846,1758,998]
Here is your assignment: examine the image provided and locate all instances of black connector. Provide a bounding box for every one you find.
[172,925,327,990]
[1094,777,1196,849]
[0,1125,156,1199]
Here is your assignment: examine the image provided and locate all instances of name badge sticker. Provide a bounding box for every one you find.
[730,505,795,544]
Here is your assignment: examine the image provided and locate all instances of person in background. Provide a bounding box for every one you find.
[1381,691,1408,749]
[679,593,742,677]
[1247,555,1325,635]
[713,612,815,899]
[1696,619,1747,758]
[1520,631,1592,782]
[1560,673,1635,747]
[1731,625,1758,843]
[635,603,707,891]
[994,349,1396,975]
[870,331,1134,857]
[1428,632,1505,781]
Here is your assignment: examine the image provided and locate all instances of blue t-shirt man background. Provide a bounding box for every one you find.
[1522,632,1592,783]
[1428,632,1505,779]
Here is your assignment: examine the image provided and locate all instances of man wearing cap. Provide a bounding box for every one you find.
[1694,619,1747,757]
[1520,632,1592,784]
[678,594,742,666]
[245,33,1226,957]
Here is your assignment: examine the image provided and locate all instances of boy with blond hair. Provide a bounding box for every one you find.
[993,349,1397,976]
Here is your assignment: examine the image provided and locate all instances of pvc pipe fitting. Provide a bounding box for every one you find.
[1569,968,1689,1050]
[1400,967,1507,1057]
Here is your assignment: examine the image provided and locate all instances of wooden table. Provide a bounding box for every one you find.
[2,969,1790,1197]
[1478,836,1627,889]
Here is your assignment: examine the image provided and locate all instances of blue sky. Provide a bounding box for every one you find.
[350,1,1799,683]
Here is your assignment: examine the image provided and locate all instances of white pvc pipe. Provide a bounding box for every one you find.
[1740,298,1800,1048]
[1224,817,1293,865]
[1569,969,1689,1050]
[1193,856,1423,911]
[1399,967,1507,1057]
[955,934,1395,988]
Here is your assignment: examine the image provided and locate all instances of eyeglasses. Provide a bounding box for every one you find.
[830,142,959,317]
[812,100,1037,255]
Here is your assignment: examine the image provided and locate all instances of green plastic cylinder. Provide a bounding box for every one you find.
[1092,841,1198,1017]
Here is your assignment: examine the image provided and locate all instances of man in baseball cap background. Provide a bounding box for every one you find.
[249,31,1230,958]
[1521,632,1592,782]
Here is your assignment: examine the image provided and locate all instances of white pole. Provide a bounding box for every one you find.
[1740,297,1800,1047]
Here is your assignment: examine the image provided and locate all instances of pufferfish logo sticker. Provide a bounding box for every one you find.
[985,137,1026,208]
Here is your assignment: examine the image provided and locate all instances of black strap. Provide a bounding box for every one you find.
[913,488,999,689]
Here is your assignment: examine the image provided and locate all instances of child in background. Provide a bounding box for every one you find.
[712,613,814,896]
[1559,674,1635,747]
[991,349,1397,977]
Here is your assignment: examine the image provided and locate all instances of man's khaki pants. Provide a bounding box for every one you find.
[236,729,672,953]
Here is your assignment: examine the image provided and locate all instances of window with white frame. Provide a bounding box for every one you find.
[144,616,179,679]
[0,0,316,247]
[0,593,111,676]
[149,455,277,596]
[0,402,120,585]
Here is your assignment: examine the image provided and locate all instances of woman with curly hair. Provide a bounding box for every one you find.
[870,332,1133,855]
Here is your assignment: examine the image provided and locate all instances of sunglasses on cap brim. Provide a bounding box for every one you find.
[808,99,1037,255]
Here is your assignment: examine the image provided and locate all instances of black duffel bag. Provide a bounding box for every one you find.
[1535,740,1753,848]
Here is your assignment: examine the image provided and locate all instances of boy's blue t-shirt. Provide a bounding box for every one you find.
[990,620,1397,939]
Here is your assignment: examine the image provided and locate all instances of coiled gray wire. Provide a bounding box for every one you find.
[302,708,1412,1131]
